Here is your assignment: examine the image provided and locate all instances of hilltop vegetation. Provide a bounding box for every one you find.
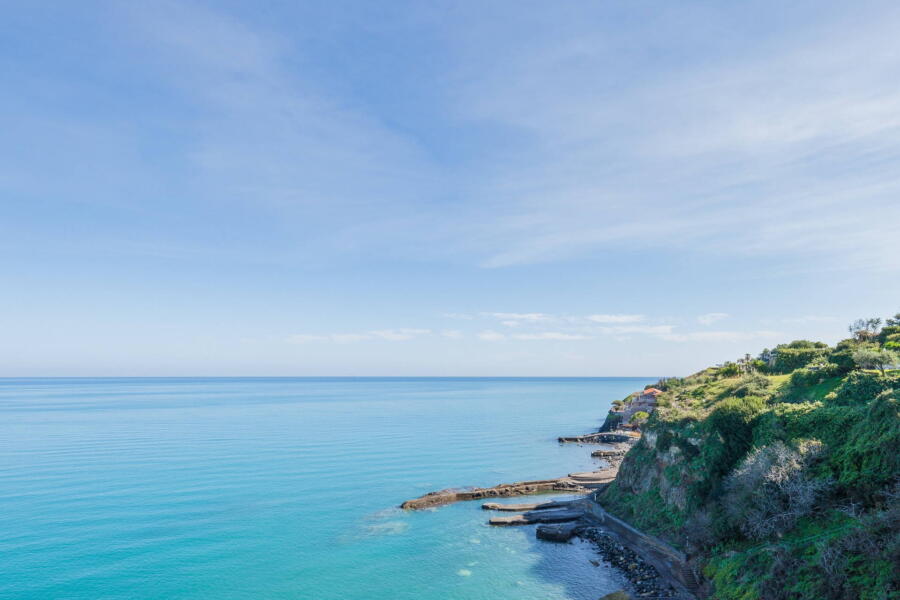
[600,313,900,600]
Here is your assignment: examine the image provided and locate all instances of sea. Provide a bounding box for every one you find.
[0,377,655,600]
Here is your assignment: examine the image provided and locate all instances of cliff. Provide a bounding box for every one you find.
[597,315,900,599]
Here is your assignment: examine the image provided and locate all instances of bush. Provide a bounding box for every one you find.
[723,440,831,540]
[827,389,900,499]
[825,371,896,405]
[813,486,900,599]
[731,373,771,398]
[771,341,830,373]
[759,388,899,501]
[703,396,767,480]
[631,411,650,426]
[718,362,741,377]
[877,324,900,344]
[788,363,841,387]
[827,339,859,374]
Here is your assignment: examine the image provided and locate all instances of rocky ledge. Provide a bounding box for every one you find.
[400,478,587,510]
[558,432,638,444]
[400,468,617,510]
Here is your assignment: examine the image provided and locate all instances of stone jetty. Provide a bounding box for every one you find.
[558,431,637,444]
[400,478,584,510]
[481,499,572,511]
[488,507,585,526]
[400,470,616,510]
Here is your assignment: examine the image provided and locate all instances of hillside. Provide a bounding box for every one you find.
[599,314,900,600]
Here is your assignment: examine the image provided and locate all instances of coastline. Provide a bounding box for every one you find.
[401,413,698,599]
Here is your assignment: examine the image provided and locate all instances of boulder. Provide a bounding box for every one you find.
[535,522,579,542]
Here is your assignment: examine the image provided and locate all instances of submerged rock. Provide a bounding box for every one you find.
[535,522,580,542]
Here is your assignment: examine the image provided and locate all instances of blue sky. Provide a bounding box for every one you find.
[2,0,899,376]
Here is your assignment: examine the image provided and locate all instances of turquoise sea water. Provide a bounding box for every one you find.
[0,377,655,600]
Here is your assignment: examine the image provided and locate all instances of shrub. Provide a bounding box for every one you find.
[718,362,741,378]
[877,324,900,344]
[787,365,832,387]
[812,485,900,599]
[631,411,650,426]
[827,389,900,499]
[825,371,895,405]
[723,440,831,540]
[827,339,859,374]
[703,396,767,480]
[731,373,771,398]
[770,341,830,373]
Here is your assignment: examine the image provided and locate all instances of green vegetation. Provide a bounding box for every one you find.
[631,410,650,426]
[853,346,900,376]
[599,313,900,599]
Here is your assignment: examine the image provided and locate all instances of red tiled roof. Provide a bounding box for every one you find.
[641,388,663,396]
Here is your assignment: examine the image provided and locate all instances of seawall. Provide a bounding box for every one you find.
[582,497,704,598]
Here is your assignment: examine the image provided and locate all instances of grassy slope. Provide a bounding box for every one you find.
[600,344,900,600]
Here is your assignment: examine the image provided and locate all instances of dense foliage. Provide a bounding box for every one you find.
[599,314,900,599]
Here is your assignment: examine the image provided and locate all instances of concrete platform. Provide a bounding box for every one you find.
[489,508,584,526]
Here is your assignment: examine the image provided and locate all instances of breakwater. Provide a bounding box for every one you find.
[400,469,617,509]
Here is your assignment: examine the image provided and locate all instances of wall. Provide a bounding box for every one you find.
[582,498,705,598]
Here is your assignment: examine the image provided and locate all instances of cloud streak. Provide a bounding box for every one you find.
[698,313,729,325]
[287,329,432,344]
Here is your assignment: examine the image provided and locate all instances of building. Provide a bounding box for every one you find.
[624,387,662,420]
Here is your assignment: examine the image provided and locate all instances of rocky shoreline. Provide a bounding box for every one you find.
[576,526,680,598]
[400,421,694,599]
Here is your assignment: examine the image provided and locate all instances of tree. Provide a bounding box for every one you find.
[886,313,900,327]
[852,346,900,376]
[849,318,882,342]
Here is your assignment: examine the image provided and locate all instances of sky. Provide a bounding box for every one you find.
[1,0,899,376]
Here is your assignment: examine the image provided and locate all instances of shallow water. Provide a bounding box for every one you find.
[0,377,654,599]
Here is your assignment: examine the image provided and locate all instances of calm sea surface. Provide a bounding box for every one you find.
[0,377,654,600]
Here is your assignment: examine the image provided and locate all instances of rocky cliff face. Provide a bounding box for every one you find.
[606,422,710,519]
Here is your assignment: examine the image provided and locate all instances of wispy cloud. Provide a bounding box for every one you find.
[477,330,506,341]
[446,5,900,272]
[698,312,729,325]
[370,329,431,341]
[512,332,590,340]
[660,330,781,343]
[587,314,645,324]
[781,315,839,324]
[441,313,474,320]
[287,329,432,344]
[595,325,675,336]
[481,312,553,322]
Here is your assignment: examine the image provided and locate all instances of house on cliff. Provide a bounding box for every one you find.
[624,387,662,421]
